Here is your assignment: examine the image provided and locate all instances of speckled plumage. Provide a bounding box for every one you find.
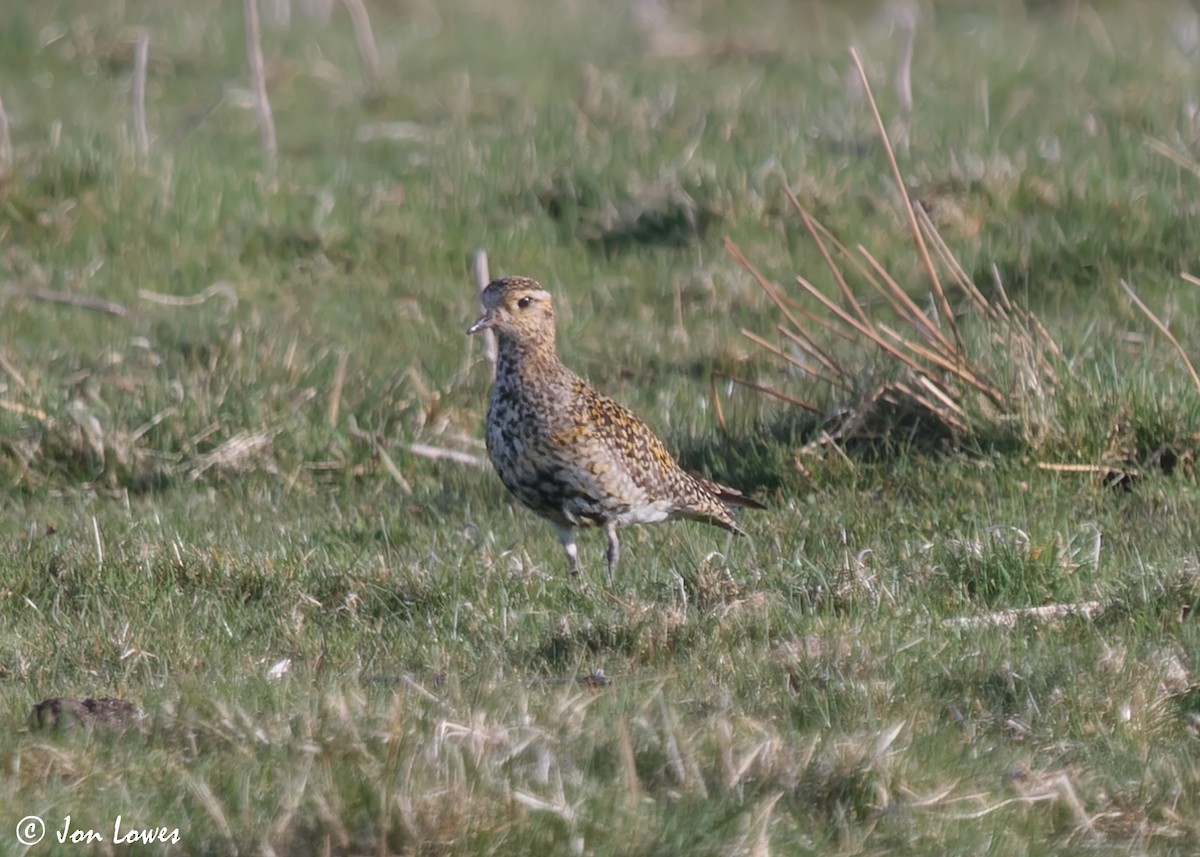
[468,275,763,581]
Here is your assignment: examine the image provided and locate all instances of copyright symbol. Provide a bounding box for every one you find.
[16,816,45,845]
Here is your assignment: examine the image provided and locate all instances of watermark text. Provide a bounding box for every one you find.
[15,815,180,847]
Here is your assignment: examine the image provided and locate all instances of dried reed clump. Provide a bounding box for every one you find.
[727,50,1071,455]
[1,396,278,491]
[3,398,165,489]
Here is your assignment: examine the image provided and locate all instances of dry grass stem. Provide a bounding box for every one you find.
[267,754,314,844]
[139,282,239,312]
[399,673,453,712]
[1121,278,1200,395]
[179,770,236,846]
[895,382,966,433]
[850,47,960,354]
[242,0,278,177]
[188,431,274,479]
[408,443,486,468]
[776,324,852,385]
[341,0,382,91]
[130,407,177,443]
[1,284,129,317]
[327,348,349,427]
[709,370,728,431]
[942,601,1103,630]
[0,351,25,388]
[1144,136,1200,180]
[740,327,840,389]
[347,416,415,494]
[1037,462,1140,477]
[786,265,962,389]
[712,370,821,414]
[616,717,642,804]
[948,791,1062,820]
[782,183,871,329]
[912,373,966,419]
[857,245,957,359]
[914,205,991,314]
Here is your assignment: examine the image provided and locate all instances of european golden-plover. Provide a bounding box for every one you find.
[468,275,763,582]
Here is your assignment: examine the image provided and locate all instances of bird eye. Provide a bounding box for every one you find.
[517,296,532,309]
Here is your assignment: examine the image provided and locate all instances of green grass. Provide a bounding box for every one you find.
[3,0,1200,853]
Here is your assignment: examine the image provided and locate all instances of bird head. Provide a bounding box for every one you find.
[468,276,556,342]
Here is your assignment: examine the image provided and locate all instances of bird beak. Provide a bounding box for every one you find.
[467,309,496,335]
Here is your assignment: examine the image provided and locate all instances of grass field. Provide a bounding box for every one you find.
[3,0,1200,853]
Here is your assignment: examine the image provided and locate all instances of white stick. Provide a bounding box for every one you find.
[472,249,497,376]
[0,94,11,173]
[92,516,104,570]
[942,601,1102,630]
[242,0,278,176]
[894,10,916,115]
[890,0,918,155]
[328,348,349,427]
[132,28,150,156]
[341,0,381,91]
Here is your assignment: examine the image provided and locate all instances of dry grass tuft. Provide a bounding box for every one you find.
[2,395,279,490]
[731,52,1071,455]
[6,399,171,489]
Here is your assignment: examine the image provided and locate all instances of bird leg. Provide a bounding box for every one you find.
[604,522,620,587]
[555,525,581,576]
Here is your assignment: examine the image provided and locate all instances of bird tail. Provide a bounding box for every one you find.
[697,477,766,511]
[682,476,765,536]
